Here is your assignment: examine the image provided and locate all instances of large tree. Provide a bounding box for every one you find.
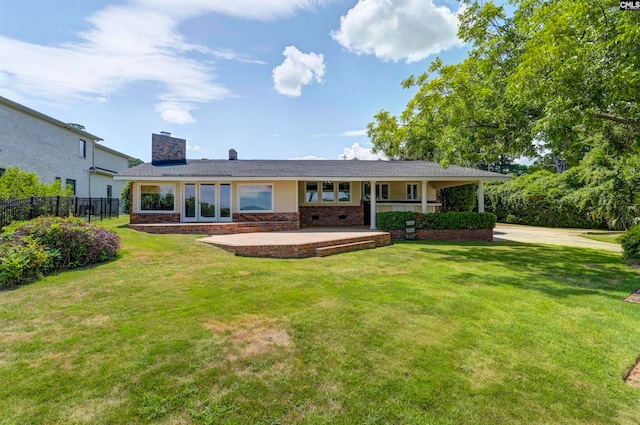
[368,0,640,167]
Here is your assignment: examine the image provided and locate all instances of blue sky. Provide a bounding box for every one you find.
[0,0,468,162]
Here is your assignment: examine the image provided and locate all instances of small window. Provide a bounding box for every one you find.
[239,184,273,212]
[79,139,87,158]
[322,182,334,202]
[338,182,351,202]
[55,176,61,182]
[140,184,175,211]
[0,168,5,177]
[306,182,318,202]
[406,183,419,200]
[66,179,76,195]
[107,185,113,198]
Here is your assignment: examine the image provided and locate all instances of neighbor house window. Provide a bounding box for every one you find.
[306,182,318,202]
[140,184,175,211]
[406,183,419,200]
[66,179,76,195]
[79,139,87,158]
[107,185,113,198]
[0,168,5,177]
[364,183,389,200]
[322,182,334,202]
[338,182,351,202]
[239,184,273,212]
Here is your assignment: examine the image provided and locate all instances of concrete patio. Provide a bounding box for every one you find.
[198,227,392,258]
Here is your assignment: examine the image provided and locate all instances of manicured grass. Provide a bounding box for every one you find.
[1,217,640,424]
[581,233,623,245]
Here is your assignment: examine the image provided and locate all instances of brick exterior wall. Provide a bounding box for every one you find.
[151,133,186,165]
[300,203,365,226]
[130,213,181,224]
[128,221,299,235]
[234,212,299,222]
[389,228,493,241]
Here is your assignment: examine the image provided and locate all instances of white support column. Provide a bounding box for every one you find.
[477,181,485,213]
[421,181,428,213]
[370,180,377,230]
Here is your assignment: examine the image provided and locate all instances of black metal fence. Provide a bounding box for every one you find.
[0,196,120,229]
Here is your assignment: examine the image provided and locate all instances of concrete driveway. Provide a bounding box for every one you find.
[494,223,622,252]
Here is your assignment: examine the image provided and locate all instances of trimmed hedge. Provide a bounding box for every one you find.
[376,211,496,231]
[1,216,120,289]
[619,225,640,263]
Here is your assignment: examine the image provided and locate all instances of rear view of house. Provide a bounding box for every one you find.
[117,133,509,233]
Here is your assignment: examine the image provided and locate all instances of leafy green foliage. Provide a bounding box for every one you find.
[438,184,477,212]
[619,226,640,262]
[485,148,640,229]
[7,216,120,271]
[121,181,132,214]
[0,238,54,289]
[368,1,640,167]
[0,166,71,201]
[376,211,496,230]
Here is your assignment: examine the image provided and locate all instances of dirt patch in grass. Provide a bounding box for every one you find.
[203,315,292,358]
[625,360,640,387]
[624,289,640,304]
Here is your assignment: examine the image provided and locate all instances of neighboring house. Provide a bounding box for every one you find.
[0,95,132,198]
[115,133,509,230]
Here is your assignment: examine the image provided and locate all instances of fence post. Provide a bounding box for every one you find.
[55,196,60,217]
[88,197,92,223]
[100,198,104,221]
[29,196,35,219]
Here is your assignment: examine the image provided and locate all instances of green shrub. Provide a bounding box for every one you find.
[376,211,496,231]
[0,238,54,289]
[376,211,416,231]
[7,216,120,270]
[438,184,477,212]
[619,225,640,263]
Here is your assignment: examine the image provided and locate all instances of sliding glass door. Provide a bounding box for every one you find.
[183,183,232,222]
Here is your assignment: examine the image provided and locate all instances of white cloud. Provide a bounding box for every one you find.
[289,155,328,160]
[339,142,385,160]
[273,46,326,97]
[186,141,202,151]
[156,102,196,124]
[0,0,329,123]
[331,0,461,63]
[340,129,367,137]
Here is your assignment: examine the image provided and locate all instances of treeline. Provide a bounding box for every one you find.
[484,149,640,230]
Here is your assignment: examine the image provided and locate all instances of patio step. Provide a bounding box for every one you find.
[315,240,376,257]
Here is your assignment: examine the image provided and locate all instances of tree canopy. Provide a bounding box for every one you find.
[368,0,640,168]
[0,167,71,201]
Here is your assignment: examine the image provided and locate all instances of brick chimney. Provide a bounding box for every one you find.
[152,132,187,165]
[229,148,238,160]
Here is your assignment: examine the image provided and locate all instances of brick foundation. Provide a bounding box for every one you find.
[128,220,299,235]
[234,212,299,222]
[131,213,181,224]
[389,228,493,241]
[300,203,364,226]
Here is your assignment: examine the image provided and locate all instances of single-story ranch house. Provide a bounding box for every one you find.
[115,133,510,233]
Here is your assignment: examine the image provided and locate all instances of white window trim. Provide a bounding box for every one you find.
[238,183,275,213]
[338,181,351,202]
[321,181,335,203]
[138,183,177,213]
[406,183,420,201]
[364,182,390,200]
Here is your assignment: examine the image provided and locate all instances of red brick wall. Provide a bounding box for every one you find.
[128,221,299,235]
[300,203,364,226]
[389,228,493,241]
[131,213,181,224]
[234,212,299,222]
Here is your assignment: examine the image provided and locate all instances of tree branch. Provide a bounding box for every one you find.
[596,112,639,127]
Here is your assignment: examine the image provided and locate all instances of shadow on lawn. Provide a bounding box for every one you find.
[417,240,639,300]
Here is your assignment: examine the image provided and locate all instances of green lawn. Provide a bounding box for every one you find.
[1,217,640,424]
[581,233,623,245]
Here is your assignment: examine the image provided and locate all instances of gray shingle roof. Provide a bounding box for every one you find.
[116,159,510,180]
